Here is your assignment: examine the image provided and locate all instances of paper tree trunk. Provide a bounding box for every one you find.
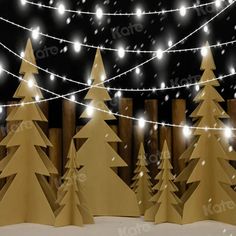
[144,140,182,224]
[131,142,153,215]
[55,140,94,227]
[0,39,58,226]
[74,49,140,216]
[175,42,236,225]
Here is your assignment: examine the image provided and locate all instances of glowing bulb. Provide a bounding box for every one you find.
[87,78,92,85]
[203,25,209,34]
[161,82,165,89]
[136,8,142,18]
[195,85,200,91]
[70,95,76,101]
[230,67,235,74]
[179,6,186,17]
[0,106,2,113]
[86,105,94,117]
[138,117,146,129]
[156,48,163,60]
[201,46,208,57]
[118,47,125,58]
[0,64,3,75]
[183,125,191,137]
[101,74,105,81]
[28,79,34,88]
[32,27,40,40]
[20,51,25,58]
[215,0,222,8]
[21,0,26,5]
[35,95,40,101]
[168,40,173,47]
[58,3,65,15]
[135,68,140,75]
[74,41,81,53]
[224,127,232,139]
[116,90,122,97]
[50,74,55,81]
[96,8,103,19]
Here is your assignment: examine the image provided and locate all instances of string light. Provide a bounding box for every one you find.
[21,0,218,16]
[0,106,3,113]
[0,64,3,75]
[203,25,209,34]
[168,40,173,47]
[20,51,25,58]
[2,67,236,131]
[70,95,76,101]
[230,67,235,74]
[1,14,236,54]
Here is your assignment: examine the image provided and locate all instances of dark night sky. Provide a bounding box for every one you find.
[0,0,235,127]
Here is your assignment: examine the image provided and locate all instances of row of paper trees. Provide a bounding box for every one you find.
[0,39,235,227]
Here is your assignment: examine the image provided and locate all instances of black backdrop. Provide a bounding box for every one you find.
[0,0,235,127]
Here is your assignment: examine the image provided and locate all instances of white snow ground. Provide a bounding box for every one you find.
[0,217,235,236]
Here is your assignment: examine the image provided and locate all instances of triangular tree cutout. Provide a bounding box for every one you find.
[144,141,182,224]
[55,140,94,227]
[175,42,236,225]
[74,49,140,216]
[131,142,153,215]
[0,39,58,226]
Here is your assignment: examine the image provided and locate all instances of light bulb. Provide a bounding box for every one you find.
[58,3,65,15]
[96,8,103,19]
[156,48,163,60]
[179,5,186,17]
[183,125,191,137]
[74,41,81,53]
[138,117,146,128]
[118,47,125,58]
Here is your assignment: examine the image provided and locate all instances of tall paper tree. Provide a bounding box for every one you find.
[144,140,182,224]
[131,142,153,215]
[0,39,58,226]
[74,49,139,216]
[175,42,236,225]
[55,140,94,227]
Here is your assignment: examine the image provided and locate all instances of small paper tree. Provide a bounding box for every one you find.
[144,140,182,224]
[131,142,153,215]
[74,49,140,216]
[0,39,58,225]
[175,42,236,225]
[55,140,94,227]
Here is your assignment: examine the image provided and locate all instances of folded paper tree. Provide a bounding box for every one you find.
[145,140,182,224]
[131,142,153,215]
[0,39,58,226]
[55,140,94,226]
[175,42,236,225]
[74,49,140,216]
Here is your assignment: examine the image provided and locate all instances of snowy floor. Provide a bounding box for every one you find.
[0,217,235,236]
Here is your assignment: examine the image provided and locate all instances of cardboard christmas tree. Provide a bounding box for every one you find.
[55,140,94,227]
[175,42,236,225]
[74,49,140,216]
[0,39,58,226]
[131,142,153,215]
[144,140,182,224]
